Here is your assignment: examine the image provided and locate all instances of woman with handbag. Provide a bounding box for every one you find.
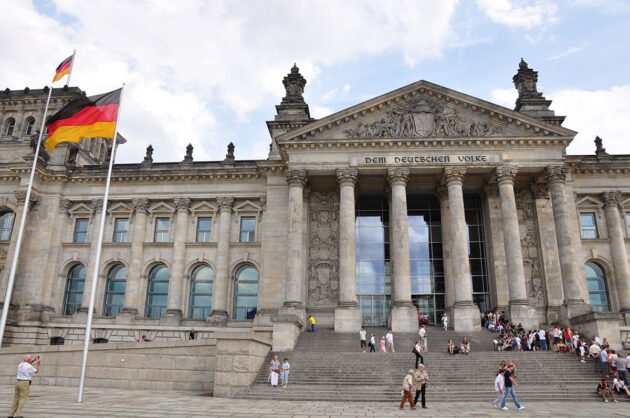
[413,340,424,368]
[270,356,280,387]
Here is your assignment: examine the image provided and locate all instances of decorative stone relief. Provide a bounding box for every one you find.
[343,96,503,139]
[307,192,339,307]
[516,189,545,307]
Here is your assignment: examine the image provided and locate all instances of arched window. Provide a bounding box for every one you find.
[24,117,35,136]
[189,265,213,319]
[62,264,86,315]
[145,264,169,318]
[4,118,15,136]
[585,261,610,312]
[233,265,258,320]
[0,211,14,241]
[103,264,127,317]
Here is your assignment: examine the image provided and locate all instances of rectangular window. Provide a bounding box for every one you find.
[626,213,630,237]
[196,217,212,243]
[73,218,89,243]
[154,217,170,242]
[580,212,598,239]
[112,218,128,243]
[239,216,256,243]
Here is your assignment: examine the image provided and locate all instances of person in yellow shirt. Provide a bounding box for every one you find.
[308,315,316,332]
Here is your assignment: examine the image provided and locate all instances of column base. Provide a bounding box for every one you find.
[334,305,361,332]
[160,309,182,325]
[271,307,306,351]
[565,299,593,319]
[507,301,539,329]
[452,302,481,332]
[391,304,419,333]
[206,310,229,326]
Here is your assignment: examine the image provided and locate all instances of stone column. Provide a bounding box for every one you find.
[80,199,104,313]
[334,168,361,332]
[164,198,190,323]
[283,169,308,310]
[208,196,233,325]
[387,168,417,333]
[437,186,455,313]
[495,166,538,327]
[119,198,149,320]
[602,191,630,313]
[545,165,590,317]
[443,167,480,331]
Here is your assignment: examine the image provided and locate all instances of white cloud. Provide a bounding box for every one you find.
[549,46,584,61]
[310,104,333,119]
[322,88,338,101]
[343,84,351,94]
[475,0,558,29]
[0,0,460,163]
[490,88,517,108]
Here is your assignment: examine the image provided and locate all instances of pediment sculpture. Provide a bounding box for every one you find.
[343,97,503,139]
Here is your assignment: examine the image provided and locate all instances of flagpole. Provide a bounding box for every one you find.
[66,49,76,87]
[77,84,125,403]
[0,86,53,350]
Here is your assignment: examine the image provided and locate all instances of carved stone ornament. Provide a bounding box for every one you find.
[544,165,569,184]
[595,136,608,157]
[335,168,358,186]
[516,189,545,307]
[90,199,104,214]
[142,145,153,165]
[387,167,409,186]
[343,96,503,139]
[513,59,540,100]
[59,198,72,215]
[443,166,466,186]
[133,198,150,213]
[14,189,39,208]
[281,64,306,105]
[216,196,234,211]
[174,198,192,211]
[495,165,519,185]
[307,192,339,307]
[602,191,621,208]
[285,169,308,187]
[182,143,193,163]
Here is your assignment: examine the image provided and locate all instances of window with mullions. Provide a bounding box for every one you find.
[103,264,127,317]
[239,217,256,242]
[0,211,14,241]
[62,264,86,315]
[465,195,490,313]
[154,217,170,242]
[24,117,35,135]
[196,217,212,243]
[580,213,598,239]
[233,265,258,319]
[189,265,213,318]
[73,218,89,243]
[585,261,610,312]
[112,218,128,243]
[145,264,170,318]
[4,118,15,136]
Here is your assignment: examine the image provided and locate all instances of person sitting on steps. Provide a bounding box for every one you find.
[461,337,470,355]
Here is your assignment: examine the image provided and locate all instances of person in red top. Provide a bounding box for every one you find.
[597,378,618,402]
[564,327,573,352]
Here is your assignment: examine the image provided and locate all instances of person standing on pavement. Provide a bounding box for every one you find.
[590,341,602,372]
[413,364,429,409]
[501,361,524,411]
[419,324,428,353]
[8,354,40,418]
[360,327,367,352]
[400,369,416,410]
[538,328,547,351]
[386,330,395,353]
[493,369,505,408]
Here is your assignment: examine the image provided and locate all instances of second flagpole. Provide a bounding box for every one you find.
[77,84,125,403]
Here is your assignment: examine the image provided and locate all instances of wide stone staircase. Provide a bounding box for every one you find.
[236,326,624,402]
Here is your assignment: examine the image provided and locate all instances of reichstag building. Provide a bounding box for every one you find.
[0,60,628,350]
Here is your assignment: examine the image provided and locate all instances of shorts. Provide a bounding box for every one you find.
[554,337,562,344]
[361,340,367,348]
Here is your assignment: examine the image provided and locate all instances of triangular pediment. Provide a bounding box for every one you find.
[190,201,217,213]
[148,201,175,214]
[107,202,133,215]
[276,80,575,143]
[68,202,92,215]
[575,196,603,208]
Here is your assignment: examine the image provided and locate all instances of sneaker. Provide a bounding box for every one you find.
[519,406,525,410]
[501,407,509,410]
[614,399,618,403]
[581,360,586,363]
[605,399,609,402]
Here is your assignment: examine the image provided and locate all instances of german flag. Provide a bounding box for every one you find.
[52,54,73,83]
[45,88,121,152]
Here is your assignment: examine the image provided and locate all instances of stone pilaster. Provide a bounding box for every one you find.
[208,196,233,325]
[334,168,361,332]
[387,167,417,333]
[437,186,455,312]
[443,167,480,331]
[164,198,191,324]
[495,165,538,328]
[119,198,149,320]
[602,191,630,315]
[545,165,591,318]
[283,169,308,310]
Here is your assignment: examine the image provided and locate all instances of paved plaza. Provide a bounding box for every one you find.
[0,384,628,417]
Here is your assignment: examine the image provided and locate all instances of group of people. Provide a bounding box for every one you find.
[588,337,630,402]
[268,355,291,388]
[359,328,395,353]
[493,360,524,410]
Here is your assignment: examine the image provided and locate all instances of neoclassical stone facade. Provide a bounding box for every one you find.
[0,60,629,349]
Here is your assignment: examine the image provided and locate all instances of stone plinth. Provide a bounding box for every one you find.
[571,312,624,351]
[334,305,362,332]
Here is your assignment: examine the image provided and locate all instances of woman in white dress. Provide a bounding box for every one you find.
[270,356,280,387]
[442,313,448,331]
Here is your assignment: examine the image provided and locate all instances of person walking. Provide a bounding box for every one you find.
[413,340,424,368]
[280,357,290,388]
[360,327,367,352]
[270,356,280,387]
[442,312,448,331]
[308,315,316,332]
[501,361,524,411]
[8,354,41,418]
[414,364,429,409]
[369,333,376,352]
[380,336,386,352]
[400,369,416,410]
[386,330,395,353]
[419,324,428,353]
[493,369,505,408]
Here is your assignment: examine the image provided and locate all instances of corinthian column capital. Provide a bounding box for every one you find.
[495,165,519,185]
[216,196,234,212]
[443,166,466,186]
[544,165,569,184]
[133,198,150,214]
[285,169,308,187]
[336,168,358,186]
[174,198,192,211]
[387,167,409,186]
[602,191,621,208]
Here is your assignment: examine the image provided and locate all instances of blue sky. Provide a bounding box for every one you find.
[2,0,629,163]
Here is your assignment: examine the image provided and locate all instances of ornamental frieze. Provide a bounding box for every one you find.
[516,190,545,307]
